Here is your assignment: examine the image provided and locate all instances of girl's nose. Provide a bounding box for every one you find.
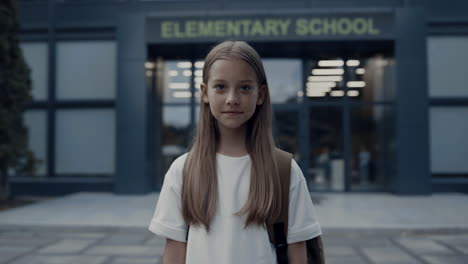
[226,90,240,105]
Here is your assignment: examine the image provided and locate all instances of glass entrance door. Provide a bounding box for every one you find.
[148,51,395,192]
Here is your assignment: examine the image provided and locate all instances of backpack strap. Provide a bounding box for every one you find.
[266,148,292,264]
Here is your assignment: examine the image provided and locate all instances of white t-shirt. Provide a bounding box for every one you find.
[148,152,322,264]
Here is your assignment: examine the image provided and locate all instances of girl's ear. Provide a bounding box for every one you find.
[200,83,209,104]
[257,84,267,105]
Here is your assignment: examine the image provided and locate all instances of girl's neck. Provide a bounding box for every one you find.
[217,125,248,157]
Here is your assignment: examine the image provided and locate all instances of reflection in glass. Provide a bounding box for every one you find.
[305,57,395,102]
[308,106,344,191]
[427,36,468,97]
[20,43,48,101]
[273,111,298,158]
[430,107,468,174]
[360,56,395,102]
[20,110,47,176]
[55,110,115,175]
[306,58,345,101]
[164,60,192,103]
[263,59,302,103]
[350,105,395,190]
[162,106,191,185]
[56,41,116,100]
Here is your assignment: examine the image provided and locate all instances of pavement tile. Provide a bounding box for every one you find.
[84,245,164,257]
[395,238,455,255]
[0,246,34,263]
[0,231,35,238]
[325,256,369,264]
[38,239,97,254]
[451,244,468,254]
[144,236,166,246]
[422,255,468,264]
[0,237,58,247]
[8,254,109,264]
[433,235,468,247]
[324,246,357,257]
[97,233,149,245]
[324,237,395,247]
[110,257,162,264]
[361,246,420,264]
[37,232,108,240]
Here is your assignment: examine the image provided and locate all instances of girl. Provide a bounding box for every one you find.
[149,40,322,264]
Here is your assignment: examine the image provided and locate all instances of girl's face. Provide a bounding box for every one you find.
[200,59,266,133]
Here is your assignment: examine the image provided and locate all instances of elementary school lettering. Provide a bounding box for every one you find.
[160,17,381,39]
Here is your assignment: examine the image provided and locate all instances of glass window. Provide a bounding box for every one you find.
[22,110,47,176]
[360,57,395,102]
[263,59,302,103]
[305,58,346,102]
[19,42,48,101]
[430,107,468,174]
[305,57,394,102]
[350,105,396,190]
[162,106,191,184]
[163,60,193,103]
[308,106,344,191]
[56,41,116,100]
[272,110,299,158]
[55,109,116,175]
[427,36,468,97]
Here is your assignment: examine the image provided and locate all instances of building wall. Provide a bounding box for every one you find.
[14,0,468,195]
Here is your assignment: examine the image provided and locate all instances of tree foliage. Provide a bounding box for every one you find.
[0,0,39,200]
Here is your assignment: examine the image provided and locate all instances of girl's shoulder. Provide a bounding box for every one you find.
[163,152,189,188]
[289,157,307,191]
[170,152,189,170]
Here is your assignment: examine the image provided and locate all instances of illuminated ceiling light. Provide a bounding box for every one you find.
[330,90,345,97]
[194,77,203,83]
[195,82,202,89]
[169,83,190,89]
[356,68,366,75]
[194,70,203,77]
[183,70,192,77]
[347,90,360,97]
[317,60,344,67]
[306,91,326,97]
[195,61,204,68]
[177,62,192,68]
[347,81,366,88]
[307,87,332,93]
[306,82,336,89]
[297,91,304,97]
[173,91,192,98]
[308,76,343,82]
[169,70,178,77]
[346,60,360,67]
[145,62,155,69]
[312,69,344,75]
[194,91,201,98]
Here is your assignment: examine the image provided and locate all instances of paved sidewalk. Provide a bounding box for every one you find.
[0,192,467,263]
[0,192,467,229]
[0,226,467,264]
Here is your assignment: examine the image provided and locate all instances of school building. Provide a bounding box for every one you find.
[15,0,468,195]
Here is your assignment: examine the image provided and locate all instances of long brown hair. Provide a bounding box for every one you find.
[181,40,281,232]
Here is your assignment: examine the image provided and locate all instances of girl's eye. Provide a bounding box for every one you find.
[215,84,225,90]
[240,85,251,91]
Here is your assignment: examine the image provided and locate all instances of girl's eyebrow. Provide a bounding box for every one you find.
[213,79,254,83]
